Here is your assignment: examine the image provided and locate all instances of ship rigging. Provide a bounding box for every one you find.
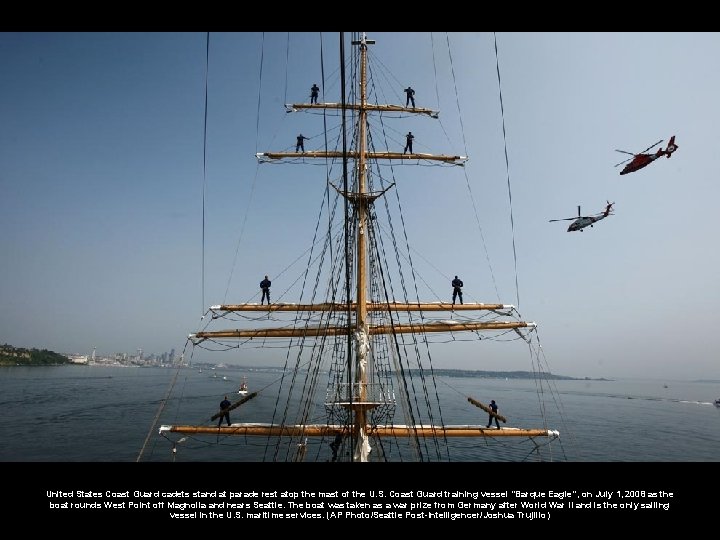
[155,32,563,463]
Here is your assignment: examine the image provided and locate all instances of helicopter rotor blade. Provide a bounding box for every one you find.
[641,139,663,153]
[615,149,635,156]
[614,157,632,167]
[549,217,577,222]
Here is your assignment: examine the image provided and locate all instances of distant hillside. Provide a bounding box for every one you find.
[0,344,70,366]
[196,363,602,381]
[422,369,591,380]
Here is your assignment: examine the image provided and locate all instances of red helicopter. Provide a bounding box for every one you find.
[615,136,677,175]
[550,201,614,232]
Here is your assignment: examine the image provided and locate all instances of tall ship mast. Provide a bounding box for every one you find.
[157,32,561,462]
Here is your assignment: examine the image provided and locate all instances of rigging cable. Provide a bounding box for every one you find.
[361,46,447,461]
[136,351,183,461]
[222,32,265,303]
[494,32,521,309]
[256,32,266,156]
[320,32,332,266]
[283,32,290,106]
[340,31,354,461]
[445,33,501,303]
[427,33,454,145]
[202,31,209,315]
[488,34,566,455]
[430,32,442,109]
[529,331,570,460]
[258,34,341,460]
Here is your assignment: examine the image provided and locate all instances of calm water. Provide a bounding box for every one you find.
[1,366,718,462]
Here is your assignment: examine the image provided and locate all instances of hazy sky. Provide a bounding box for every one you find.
[1,32,718,380]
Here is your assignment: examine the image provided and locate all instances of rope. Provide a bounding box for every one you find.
[528,328,570,461]
[222,33,266,303]
[255,32,265,156]
[320,32,332,265]
[254,33,342,460]
[494,32,521,309]
[445,33,501,302]
[201,32,209,315]
[136,366,181,462]
[283,32,290,106]
[430,32,441,109]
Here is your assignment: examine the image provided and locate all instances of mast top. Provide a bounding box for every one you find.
[351,33,375,47]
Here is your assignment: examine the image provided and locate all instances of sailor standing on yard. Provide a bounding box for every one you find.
[296,134,309,152]
[451,275,463,305]
[310,83,320,104]
[404,86,415,108]
[260,275,271,305]
[403,131,414,154]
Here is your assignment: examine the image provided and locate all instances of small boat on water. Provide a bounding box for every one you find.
[714,398,720,407]
[237,377,249,395]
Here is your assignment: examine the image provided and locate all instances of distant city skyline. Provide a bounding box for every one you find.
[64,346,178,363]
